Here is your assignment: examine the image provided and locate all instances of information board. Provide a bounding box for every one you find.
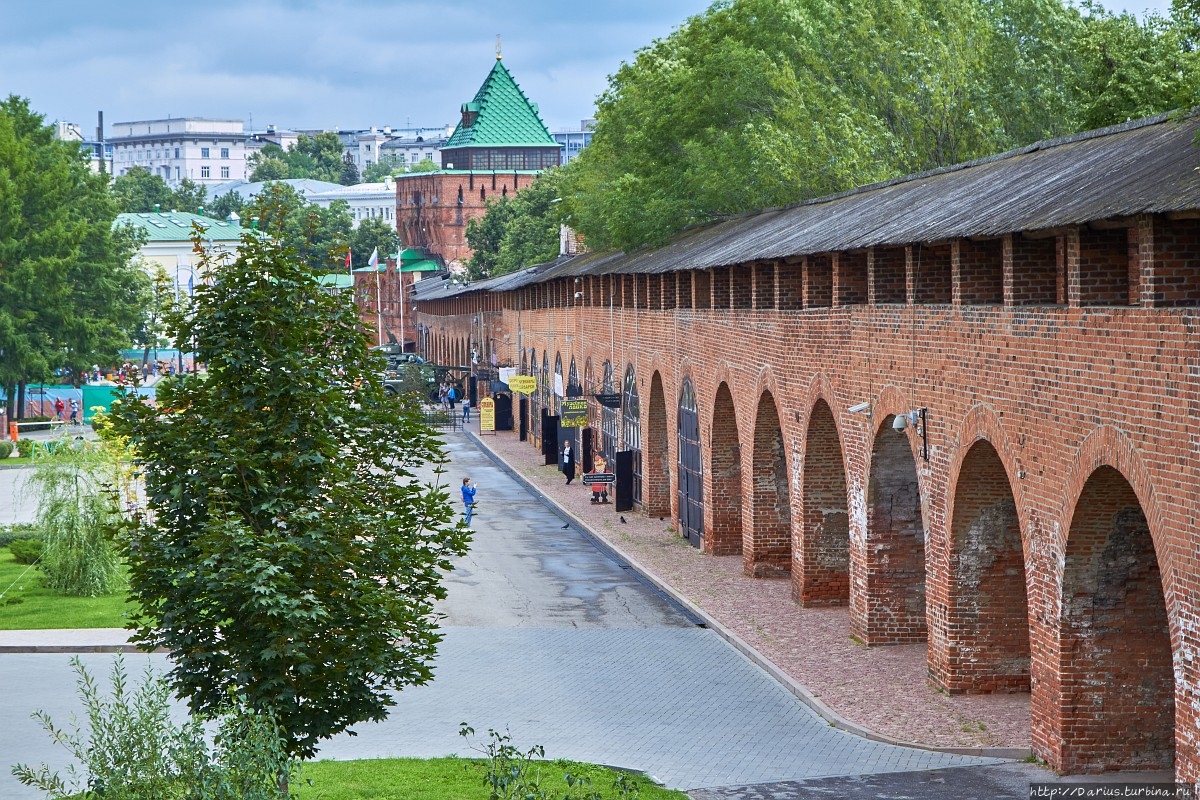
[507,375,537,394]
[480,398,496,432]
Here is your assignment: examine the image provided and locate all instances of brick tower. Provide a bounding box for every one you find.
[394,55,560,270]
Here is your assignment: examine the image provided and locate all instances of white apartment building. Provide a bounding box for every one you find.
[109,118,249,186]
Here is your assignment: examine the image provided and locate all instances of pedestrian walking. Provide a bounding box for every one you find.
[68,398,79,426]
[448,382,458,410]
[562,440,576,485]
[439,383,449,411]
[462,399,471,424]
[54,397,65,421]
[461,477,478,526]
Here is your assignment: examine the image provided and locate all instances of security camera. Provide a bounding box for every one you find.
[574,291,583,300]
[847,402,870,414]
[892,414,909,431]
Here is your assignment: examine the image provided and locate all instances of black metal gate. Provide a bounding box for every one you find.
[677,378,703,548]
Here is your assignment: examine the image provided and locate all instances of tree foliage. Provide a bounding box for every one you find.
[112,167,209,214]
[0,96,148,398]
[248,133,351,184]
[466,170,564,279]
[25,440,124,597]
[243,182,352,273]
[108,214,471,760]
[350,216,401,271]
[557,0,1200,252]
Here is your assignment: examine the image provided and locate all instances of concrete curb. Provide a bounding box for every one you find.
[467,429,1030,763]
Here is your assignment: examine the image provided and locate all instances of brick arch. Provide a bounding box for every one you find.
[707,381,742,556]
[644,370,670,517]
[1045,427,1176,774]
[795,396,851,607]
[936,437,1030,694]
[745,389,791,579]
[851,385,927,645]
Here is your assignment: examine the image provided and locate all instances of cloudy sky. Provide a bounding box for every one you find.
[0,0,1175,136]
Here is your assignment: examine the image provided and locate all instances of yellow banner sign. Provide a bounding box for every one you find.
[480,398,496,432]
[507,375,537,394]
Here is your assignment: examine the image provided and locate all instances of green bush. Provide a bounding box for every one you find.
[9,538,44,565]
[16,438,34,458]
[0,524,43,547]
[24,415,52,423]
[0,441,13,458]
[13,656,297,800]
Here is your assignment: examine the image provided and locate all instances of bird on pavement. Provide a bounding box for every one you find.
[561,524,570,529]
[620,516,627,524]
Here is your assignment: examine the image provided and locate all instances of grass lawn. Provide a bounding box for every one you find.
[295,758,689,800]
[0,547,131,629]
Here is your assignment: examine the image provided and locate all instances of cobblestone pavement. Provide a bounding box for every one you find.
[312,433,1000,790]
[471,425,1032,751]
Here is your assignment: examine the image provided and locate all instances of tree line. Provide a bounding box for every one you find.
[467,0,1200,276]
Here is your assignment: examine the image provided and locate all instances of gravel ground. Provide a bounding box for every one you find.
[471,426,1031,751]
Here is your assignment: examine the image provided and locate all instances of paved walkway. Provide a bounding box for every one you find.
[469,424,1032,752]
[0,432,999,798]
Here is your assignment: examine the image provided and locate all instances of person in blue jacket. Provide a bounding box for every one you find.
[461,477,478,525]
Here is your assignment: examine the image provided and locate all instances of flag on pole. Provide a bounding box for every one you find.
[368,247,379,270]
[345,248,352,277]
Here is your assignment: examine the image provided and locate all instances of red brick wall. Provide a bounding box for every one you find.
[414,215,1200,780]
[395,171,540,266]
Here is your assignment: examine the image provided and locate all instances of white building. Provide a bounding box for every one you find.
[307,180,397,228]
[115,211,243,287]
[109,118,249,186]
[54,121,113,174]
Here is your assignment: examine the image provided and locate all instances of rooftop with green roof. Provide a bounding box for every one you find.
[439,58,561,172]
[115,211,242,242]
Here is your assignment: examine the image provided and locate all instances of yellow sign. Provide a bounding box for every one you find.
[560,398,589,428]
[507,375,537,394]
[480,398,496,432]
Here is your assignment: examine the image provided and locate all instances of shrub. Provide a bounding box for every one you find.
[9,538,44,565]
[0,524,43,547]
[0,441,13,458]
[13,655,296,800]
[24,415,51,423]
[16,438,34,458]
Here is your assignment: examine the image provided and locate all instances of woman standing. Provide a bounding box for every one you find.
[562,440,576,485]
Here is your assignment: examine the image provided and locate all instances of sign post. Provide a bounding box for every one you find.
[480,397,496,434]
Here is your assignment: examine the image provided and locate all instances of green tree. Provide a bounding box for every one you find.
[0,96,148,415]
[248,143,290,182]
[1072,2,1193,129]
[209,189,246,222]
[244,183,352,273]
[108,217,470,763]
[25,440,124,597]
[362,161,399,182]
[466,170,564,280]
[350,216,401,270]
[249,134,347,183]
[559,0,1188,251]
[339,151,360,185]
[409,157,439,173]
[111,166,175,213]
[131,263,176,367]
[171,177,208,215]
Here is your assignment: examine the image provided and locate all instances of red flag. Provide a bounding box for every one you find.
[345,248,352,275]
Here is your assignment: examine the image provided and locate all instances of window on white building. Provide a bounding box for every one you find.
[175,167,181,179]
[174,147,180,158]
[220,147,229,159]
[220,166,230,178]
[201,166,210,178]
[411,153,419,163]
[201,147,210,158]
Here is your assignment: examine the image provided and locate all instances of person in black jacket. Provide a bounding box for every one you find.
[562,440,576,485]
